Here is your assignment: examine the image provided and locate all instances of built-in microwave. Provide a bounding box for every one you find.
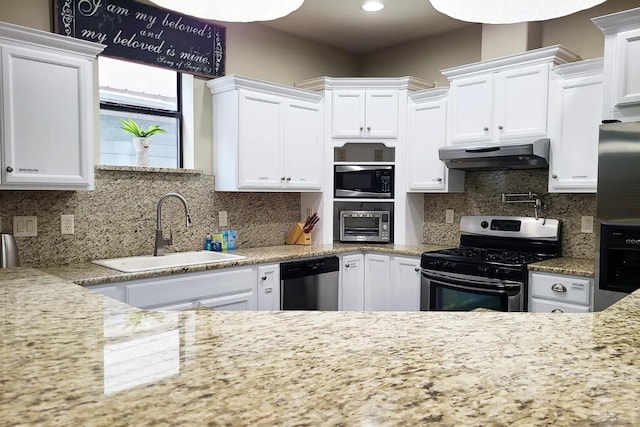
[334,165,393,198]
[339,210,391,243]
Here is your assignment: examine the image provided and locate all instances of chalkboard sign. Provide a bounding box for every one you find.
[54,0,225,78]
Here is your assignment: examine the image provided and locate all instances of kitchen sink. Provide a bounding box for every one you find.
[92,251,247,273]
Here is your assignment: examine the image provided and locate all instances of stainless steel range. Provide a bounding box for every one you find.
[420,216,561,312]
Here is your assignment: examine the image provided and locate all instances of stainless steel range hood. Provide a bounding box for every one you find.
[438,139,550,170]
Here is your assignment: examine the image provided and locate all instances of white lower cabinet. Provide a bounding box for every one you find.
[340,253,421,311]
[89,266,259,311]
[390,256,421,311]
[364,253,391,311]
[340,253,365,311]
[528,271,593,313]
[257,264,281,311]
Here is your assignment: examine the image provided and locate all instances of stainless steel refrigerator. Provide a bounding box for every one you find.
[595,121,640,311]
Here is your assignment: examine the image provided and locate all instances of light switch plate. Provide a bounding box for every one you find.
[445,209,455,224]
[581,216,594,233]
[219,211,228,227]
[61,214,75,235]
[13,216,37,237]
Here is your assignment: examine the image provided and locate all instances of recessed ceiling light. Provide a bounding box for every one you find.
[362,1,384,12]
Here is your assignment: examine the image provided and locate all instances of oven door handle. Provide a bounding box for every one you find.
[422,269,522,290]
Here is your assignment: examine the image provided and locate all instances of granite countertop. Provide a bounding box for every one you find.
[42,243,452,286]
[40,243,594,287]
[1,267,639,426]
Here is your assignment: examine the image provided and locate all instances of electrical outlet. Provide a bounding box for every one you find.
[445,209,455,224]
[581,216,594,233]
[13,216,37,237]
[61,214,75,235]
[219,211,228,227]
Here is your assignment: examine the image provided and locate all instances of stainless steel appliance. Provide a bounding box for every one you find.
[0,234,19,268]
[280,256,340,310]
[339,210,390,243]
[595,121,640,311]
[334,165,393,198]
[420,216,561,312]
[438,138,550,170]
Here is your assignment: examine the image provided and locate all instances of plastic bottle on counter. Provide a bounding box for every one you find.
[204,234,213,251]
[227,230,237,250]
[221,230,229,251]
[212,231,223,252]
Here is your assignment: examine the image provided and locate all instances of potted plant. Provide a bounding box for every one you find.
[119,118,166,167]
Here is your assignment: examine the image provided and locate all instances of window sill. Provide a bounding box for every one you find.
[96,165,203,175]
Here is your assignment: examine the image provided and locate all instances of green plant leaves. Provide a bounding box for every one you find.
[119,118,167,137]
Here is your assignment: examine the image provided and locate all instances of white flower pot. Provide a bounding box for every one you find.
[133,137,151,167]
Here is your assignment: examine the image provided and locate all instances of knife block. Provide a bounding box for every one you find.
[285,222,311,245]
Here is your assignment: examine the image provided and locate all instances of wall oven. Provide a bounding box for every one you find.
[420,216,561,312]
[334,165,393,198]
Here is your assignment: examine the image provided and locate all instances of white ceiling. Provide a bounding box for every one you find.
[261,0,473,54]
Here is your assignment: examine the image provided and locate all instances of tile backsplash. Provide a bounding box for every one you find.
[423,169,596,258]
[0,167,301,267]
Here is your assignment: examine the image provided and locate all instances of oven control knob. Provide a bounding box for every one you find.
[481,221,489,228]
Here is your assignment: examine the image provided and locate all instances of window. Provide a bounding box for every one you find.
[98,57,182,168]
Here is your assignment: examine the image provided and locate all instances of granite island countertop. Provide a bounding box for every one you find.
[1,266,638,426]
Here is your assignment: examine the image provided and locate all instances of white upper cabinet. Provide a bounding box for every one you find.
[207,75,324,192]
[442,45,580,146]
[296,76,433,142]
[407,88,463,192]
[331,90,399,139]
[548,59,603,193]
[593,7,640,121]
[0,22,103,190]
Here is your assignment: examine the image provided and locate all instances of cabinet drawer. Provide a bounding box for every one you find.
[529,273,591,305]
[530,298,590,313]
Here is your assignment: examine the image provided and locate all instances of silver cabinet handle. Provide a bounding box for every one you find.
[436,177,442,182]
[552,174,558,179]
[359,126,364,131]
[551,309,564,313]
[414,267,420,272]
[367,126,371,131]
[498,125,503,130]
[345,264,350,268]
[551,283,567,293]
[280,177,285,181]
[265,288,272,293]
[6,166,13,172]
[483,127,489,131]
[261,275,267,280]
[286,177,291,181]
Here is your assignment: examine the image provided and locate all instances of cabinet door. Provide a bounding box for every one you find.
[340,254,364,311]
[1,45,93,188]
[365,90,399,138]
[257,264,281,311]
[364,253,391,311]
[390,256,421,311]
[283,99,323,190]
[494,64,549,141]
[332,91,365,138]
[407,98,448,191]
[614,27,640,107]
[448,74,493,144]
[548,74,602,193]
[238,90,284,189]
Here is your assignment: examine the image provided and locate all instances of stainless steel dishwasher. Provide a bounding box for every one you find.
[280,256,340,310]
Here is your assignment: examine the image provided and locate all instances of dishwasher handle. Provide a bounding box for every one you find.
[280,256,340,280]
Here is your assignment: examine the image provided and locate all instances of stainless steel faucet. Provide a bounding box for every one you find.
[154,192,192,256]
